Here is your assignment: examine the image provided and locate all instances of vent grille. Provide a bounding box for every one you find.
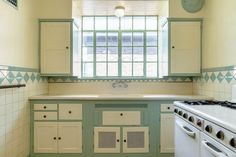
[5,0,18,7]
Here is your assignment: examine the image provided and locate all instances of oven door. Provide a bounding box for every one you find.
[201,132,236,157]
[175,116,200,157]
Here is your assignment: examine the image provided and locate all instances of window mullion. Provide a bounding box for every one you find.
[118,17,122,77]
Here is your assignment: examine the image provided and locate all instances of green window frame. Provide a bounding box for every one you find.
[81,16,158,79]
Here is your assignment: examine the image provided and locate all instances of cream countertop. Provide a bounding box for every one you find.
[29,94,212,101]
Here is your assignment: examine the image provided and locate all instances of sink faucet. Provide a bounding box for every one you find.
[112,80,128,88]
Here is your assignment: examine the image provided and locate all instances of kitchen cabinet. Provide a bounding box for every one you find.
[159,18,202,77]
[160,104,175,153]
[34,122,82,153]
[39,19,79,76]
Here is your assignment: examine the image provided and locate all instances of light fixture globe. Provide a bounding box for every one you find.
[115,6,125,17]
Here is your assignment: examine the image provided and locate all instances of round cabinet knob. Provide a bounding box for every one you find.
[178,111,183,116]
[174,108,178,113]
[124,140,127,143]
[230,138,236,148]
[188,116,194,123]
[43,115,47,118]
[196,119,202,127]
[120,113,123,116]
[68,111,72,114]
[116,139,120,142]
[216,131,224,140]
[66,46,69,49]
[53,137,57,140]
[58,137,61,140]
[43,106,47,109]
[183,113,188,119]
[205,125,213,133]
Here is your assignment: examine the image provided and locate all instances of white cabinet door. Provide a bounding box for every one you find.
[34,122,58,153]
[59,104,82,120]
[160,114,175,153]
[123,127,149,153]
[170,21,201,74]
[58,122,82,153]
[94,127,120,153]
[40,22,71,74]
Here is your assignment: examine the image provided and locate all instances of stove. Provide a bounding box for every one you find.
[183,100,236,108]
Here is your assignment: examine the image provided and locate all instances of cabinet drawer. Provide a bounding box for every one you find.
[161,104,174,112]
[34,112,57,120]
[102,111,141,125]
[59,104,82,120]
[34,104,57,111]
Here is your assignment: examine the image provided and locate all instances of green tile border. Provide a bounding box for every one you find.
[0,65,39,72]
[202,65,236,72]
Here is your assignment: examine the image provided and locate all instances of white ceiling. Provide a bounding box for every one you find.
[73,0,168,17]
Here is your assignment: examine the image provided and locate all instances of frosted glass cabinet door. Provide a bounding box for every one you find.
[123,127,149,153]
[58,122,82,153]
[94,127,120,153]
[34,122,58,153]
[40,21,71,75]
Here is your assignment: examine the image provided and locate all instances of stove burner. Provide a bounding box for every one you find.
[183,100,236,109]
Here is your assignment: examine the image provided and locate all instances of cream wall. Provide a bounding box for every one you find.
[0,0,38,68]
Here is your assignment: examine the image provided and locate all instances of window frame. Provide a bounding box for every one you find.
[81,15,159,79]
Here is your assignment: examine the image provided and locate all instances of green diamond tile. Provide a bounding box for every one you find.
[30,73,36,82]
[210,72,216,82]
[36,73,40,81]
[225,71,233,83]
[204,73,209,82]
[217,72,224,82]
[24,73,29,82]
[16,72,23,83]
[0,78,4,85]
[7,71,15,84]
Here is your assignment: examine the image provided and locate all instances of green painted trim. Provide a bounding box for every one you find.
[167,18,203,22]
[202,65,236,72]
[0,65,39,72]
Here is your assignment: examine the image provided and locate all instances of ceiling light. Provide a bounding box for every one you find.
[115,6,125,17]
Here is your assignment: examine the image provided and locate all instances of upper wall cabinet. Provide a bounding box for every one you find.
[159,18,202,77]
[39,19,79,76]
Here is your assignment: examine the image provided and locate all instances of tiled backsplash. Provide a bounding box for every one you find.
[193,66,236,101]
[0,65,48,157]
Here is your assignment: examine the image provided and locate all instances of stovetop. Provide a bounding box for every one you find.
[183,100,236,109]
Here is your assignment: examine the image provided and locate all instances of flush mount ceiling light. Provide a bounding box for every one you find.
[115,6,125,17]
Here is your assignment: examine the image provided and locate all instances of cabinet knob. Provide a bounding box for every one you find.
[120,113,123,116]
[43,106,47,109]
[53,137,57,140]
[167,107,170,110]
[43,115,47,118]
[124,139,127,143]
[116,139,120,142]
[66,46,69,49]
[68,111,72,114]
[58,137,62,140]
[172,46,175,49]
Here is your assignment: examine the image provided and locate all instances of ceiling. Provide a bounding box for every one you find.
[73,0,168,17]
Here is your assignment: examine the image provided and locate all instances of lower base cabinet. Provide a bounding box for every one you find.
[94,127,149,153]
[34,122,82,153]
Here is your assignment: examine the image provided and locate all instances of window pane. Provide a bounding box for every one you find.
[107,32,118,46]
[96,47,106,61]
[83,63,93,77]
[122,32,132,46]
[133,63,143,76]
[121,17,132,30]
[96,32,106,46]
[146,63,157,77]
[108,62,118,76]
[83,47,93,61]
[147,47,157,61]
[122,63,132,76]
[146,16,157,30]
[133,47,143,61]
[133,17,145,30]
[146,32,157,46]
[108,17,119,30]
[95,17,107,30]
[108,47,118,61]
[83,17,94,30]
[96,63,107,76]
[122,47,132,61]
[133,32,144,46]
[83,32,93,46]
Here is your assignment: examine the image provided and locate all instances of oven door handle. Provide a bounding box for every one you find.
[176,121,196,138]
[202,140,228,157]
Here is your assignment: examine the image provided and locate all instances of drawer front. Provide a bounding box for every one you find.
[59,104,82,120]
[161,104,174,112]
[34,112,57,120]
[34,104,57,111]
[102,111,141,125]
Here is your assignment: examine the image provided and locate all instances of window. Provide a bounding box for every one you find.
[4,0,18,8]
[82,16,158,78]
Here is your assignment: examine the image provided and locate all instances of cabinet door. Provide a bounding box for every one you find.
[40,22,71,75]
[160,114,175,153]
[58,122,82,153]
[123,127,149,153]
[170,21,201,74]
[34,122,58,153]
[94,127,120,153]
[59,104,82,120]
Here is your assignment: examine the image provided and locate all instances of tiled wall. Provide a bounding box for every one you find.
[0,66,48,157]
[193,66,236,101]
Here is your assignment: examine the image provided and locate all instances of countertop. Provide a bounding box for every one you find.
[29,94,212,101]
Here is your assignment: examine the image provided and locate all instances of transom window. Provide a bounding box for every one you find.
[82,16,158,78]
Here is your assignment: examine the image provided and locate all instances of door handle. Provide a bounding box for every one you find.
[176,121,195,138]
[202,140,228,157]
